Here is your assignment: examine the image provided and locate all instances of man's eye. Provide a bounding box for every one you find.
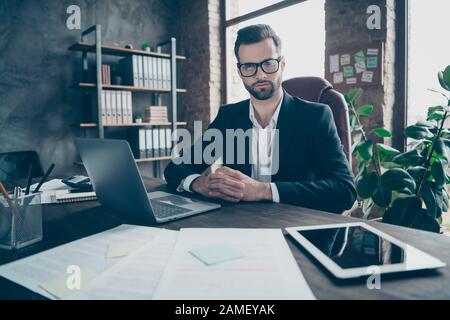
[242,64,254,70]
[263,60,276,67]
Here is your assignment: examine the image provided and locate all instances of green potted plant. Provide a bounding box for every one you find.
[346,65,450,233]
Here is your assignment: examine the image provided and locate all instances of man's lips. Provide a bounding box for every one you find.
[254,82,270,89]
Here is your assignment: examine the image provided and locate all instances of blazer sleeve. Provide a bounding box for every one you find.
[164,108,225,190]
[274,105,357,213]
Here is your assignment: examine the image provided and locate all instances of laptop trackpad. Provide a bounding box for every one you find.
[154,195,199,207]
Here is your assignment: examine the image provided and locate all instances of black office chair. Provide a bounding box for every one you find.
[0,151,44,189]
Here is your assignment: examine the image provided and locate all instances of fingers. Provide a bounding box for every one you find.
[215,167,246,180]
[207,191,241,203]
[208,184,244,199]
[209,174,244,190]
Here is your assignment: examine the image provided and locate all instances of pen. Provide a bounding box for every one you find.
[0,181,19,219]
[25,165,33,195]
[33,163,55,194]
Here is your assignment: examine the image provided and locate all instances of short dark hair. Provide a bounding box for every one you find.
[234,24,282,62]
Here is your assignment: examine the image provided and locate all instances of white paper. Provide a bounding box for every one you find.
[355,61,366,74]
[333,72,344,84]
[0,225,161,299]
[66,229,178,300]
[346,77,357,85]
[329,54,339,73]
[340,54,351,66]
[362,71,374,83]
[367,48,379,55]
[153,228,315,300]
[30,179,69,192]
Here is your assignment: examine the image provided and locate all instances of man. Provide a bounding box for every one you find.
[164,24,356,213]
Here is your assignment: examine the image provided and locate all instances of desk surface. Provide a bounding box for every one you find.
[1,178,450,300]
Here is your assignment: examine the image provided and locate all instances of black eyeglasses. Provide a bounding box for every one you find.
[237,57,282,77]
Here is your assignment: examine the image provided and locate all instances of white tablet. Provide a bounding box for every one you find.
[286,222,446,279]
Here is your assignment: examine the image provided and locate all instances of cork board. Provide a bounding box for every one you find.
[325,42,384,92]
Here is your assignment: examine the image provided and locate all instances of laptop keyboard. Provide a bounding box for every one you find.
[151,200,191,218]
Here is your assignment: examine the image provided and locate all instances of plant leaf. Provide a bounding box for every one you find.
[438,70,450,91]
[407,166,427,185]
[404,125,434,140]
[372,185,392,207]
[377,144,400,163]
[443,66,450,89]
[434,138,448,160]
[380,168,416,192]
[412,211,441,233]
[372,128,392,138]
[392,150,425,166]
[421,181,438,219]
[431,158,446,188]
[357,104,374,116]
[346,88,363,104]
[356,140,373,161]
[356,171,378,199]
[382,196,422,227]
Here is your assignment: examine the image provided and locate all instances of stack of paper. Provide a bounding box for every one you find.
[0,226,315,300]
[0,225,161,299]
[153,228,315,300]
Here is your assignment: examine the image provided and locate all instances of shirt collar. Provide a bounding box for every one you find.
[249,92,284,129]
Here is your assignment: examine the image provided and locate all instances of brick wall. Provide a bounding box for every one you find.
[180,0,224,133]
[325,0,396,143]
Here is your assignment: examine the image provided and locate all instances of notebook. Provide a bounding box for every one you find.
[55,191,97,203]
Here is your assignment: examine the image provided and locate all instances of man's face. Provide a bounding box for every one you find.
[237,38,285,101]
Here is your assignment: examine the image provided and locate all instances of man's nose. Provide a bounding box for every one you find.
[255,66,267,79]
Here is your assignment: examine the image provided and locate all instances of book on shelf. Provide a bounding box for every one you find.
[145,106,168,123]
[118,55,172,90]
[101,90,133,125]
[102,64,111,85]
[133,127,173,159]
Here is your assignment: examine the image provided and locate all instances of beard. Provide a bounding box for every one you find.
[244,78,280,100]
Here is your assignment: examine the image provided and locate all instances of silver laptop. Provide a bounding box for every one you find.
[75,138,220,223]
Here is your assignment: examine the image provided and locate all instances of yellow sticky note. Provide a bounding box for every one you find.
[106,240,146,258]
[39,269,97,299]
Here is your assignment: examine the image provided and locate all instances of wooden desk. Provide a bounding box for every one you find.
[1,178,449,300]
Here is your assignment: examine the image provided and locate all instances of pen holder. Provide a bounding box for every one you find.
[0,193,43,250]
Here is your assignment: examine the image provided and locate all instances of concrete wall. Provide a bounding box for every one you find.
[0,0,181,176]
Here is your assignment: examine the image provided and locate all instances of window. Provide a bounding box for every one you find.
[225,0,326,103]
[408,0,450,125]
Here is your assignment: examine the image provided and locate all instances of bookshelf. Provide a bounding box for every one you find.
[69,24,185,176]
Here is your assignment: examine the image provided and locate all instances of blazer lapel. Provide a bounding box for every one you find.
[273,91,297,180]
[232,100,252,176]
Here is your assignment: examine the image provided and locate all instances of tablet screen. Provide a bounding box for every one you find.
[298,225,406,269]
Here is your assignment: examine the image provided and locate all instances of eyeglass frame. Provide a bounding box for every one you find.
[236,56,283,77]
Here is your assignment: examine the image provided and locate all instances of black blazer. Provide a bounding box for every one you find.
[164,91,357,213]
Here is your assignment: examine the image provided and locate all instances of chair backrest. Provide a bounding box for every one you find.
[282,77,352,165]
[0,151,44,186]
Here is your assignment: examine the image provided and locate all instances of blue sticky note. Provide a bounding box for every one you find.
[189,244,244,266]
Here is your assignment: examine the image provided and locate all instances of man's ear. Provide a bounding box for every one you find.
[281,56,286,71]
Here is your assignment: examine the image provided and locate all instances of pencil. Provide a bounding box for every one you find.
[33,163,55,194]
[25,165,33,195]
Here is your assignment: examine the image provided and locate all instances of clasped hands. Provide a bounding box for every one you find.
[190,167,272,203]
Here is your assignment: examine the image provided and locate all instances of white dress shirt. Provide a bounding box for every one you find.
[176,96,283,203]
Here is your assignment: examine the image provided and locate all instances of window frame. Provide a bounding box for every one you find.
[221,0,308,104]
